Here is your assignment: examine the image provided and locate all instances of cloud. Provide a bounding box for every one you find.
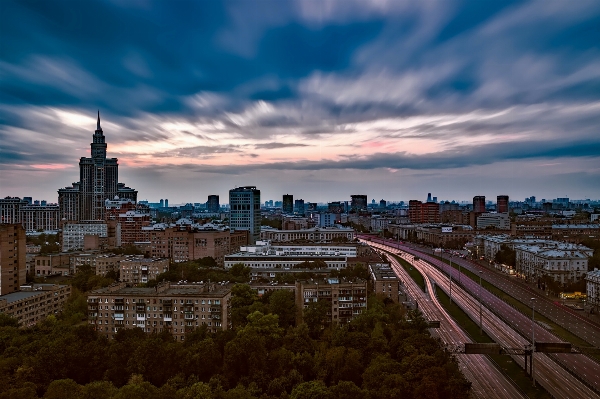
[1,0,600,201]
[254,142,310,150]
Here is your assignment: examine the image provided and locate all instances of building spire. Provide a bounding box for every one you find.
[97,110,101,131]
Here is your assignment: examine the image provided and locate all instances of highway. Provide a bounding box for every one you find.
[401,241,600,348]
[364,238,600,399]
[369,241,526,399]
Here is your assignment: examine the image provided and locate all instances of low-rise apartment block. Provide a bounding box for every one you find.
[370,263,401,302]
[145,223,248,265]
[296,278,367,325]
[586,269,600,311]
[260,227,355,243]
[120,257,169,284]
[34,253,70,276]
[69,253,126,275]
[0,284,71,327]
[87,281,231,340]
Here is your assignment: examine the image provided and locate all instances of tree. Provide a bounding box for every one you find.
[230,263,251,281]
[328,381,365,399]
[0,313,19,327]
[269,289,297,328]
[44,379,83,399]
[290,381,331,399]
[303,300,330,337]
[494,245,516,266]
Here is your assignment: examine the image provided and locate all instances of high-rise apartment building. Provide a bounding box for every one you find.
[57,183,80,224]
[0,198,59,232]
[408,200,440,223]
[229,186,261,244]
[350,195,368,212]
[58,112,137,222]
[79,112,119,221]
[0,224,26,295]
[207,195,220,213]
[497,195,509,213]
[283,194,294,214]
[473,196,486,213]
[0,197,27,224]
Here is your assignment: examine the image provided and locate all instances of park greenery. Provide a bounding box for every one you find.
[26,233,60,254]
[0,281,471,399]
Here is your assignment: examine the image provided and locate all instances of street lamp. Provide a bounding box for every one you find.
[449,254,453,305]
[531,298,536,387]
[479,270,483,335]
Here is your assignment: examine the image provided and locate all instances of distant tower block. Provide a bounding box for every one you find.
[497,195,509,213]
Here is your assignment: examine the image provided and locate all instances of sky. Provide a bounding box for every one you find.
[1,0,600,204]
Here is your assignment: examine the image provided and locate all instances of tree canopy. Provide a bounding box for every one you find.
[0,289,470,399]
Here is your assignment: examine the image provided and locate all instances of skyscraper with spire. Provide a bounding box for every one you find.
[58,111,137,222]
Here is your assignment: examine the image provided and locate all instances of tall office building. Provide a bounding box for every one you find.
[283,194,294,214]
[58,112,137,222]
[207,195,220,213]
[294,199,305,215]
[497,195,509,213]
[473,196,486,213]
[229,186,261,244]
[350,195,368,212]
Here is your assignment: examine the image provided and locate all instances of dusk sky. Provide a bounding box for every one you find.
[1,0,600,204]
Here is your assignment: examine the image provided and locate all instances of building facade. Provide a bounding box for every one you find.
[586,269,600,311]
[229,186,261,244]
[370,263,401,302]
[120,257,169,284]
[58,112,137,222]
[350,195,368,212]
[62,222,109,252]
[283,194,294,214]
[473,196,486,213]
[0,284,71,327]
[207,195,220,213]
[87,281,231,340]
[296,278,367,325]
[497,195,509,213]
[476,212,510,230]
[20,204,60,232]
[146,225,248,265]
[260,227,355,243]
[0,224,27,295]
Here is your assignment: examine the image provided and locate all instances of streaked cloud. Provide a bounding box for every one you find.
[1,0,599,202]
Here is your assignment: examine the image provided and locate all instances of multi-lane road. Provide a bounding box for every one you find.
[401,241,600,348]
[371,241,526,399]
[364,237,600,399]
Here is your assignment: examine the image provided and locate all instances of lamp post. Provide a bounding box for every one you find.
[479,270,483,335]
[531,298,536,387]
[449,254,453,305]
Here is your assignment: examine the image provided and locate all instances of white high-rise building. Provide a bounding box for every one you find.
[229,186,261,244]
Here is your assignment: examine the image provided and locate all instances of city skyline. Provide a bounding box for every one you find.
[2,1,600,203]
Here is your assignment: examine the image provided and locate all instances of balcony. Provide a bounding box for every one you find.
[136,315,146,321]
[164,314,172,322]
[113,313,124,320]
[184,313,194,320]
